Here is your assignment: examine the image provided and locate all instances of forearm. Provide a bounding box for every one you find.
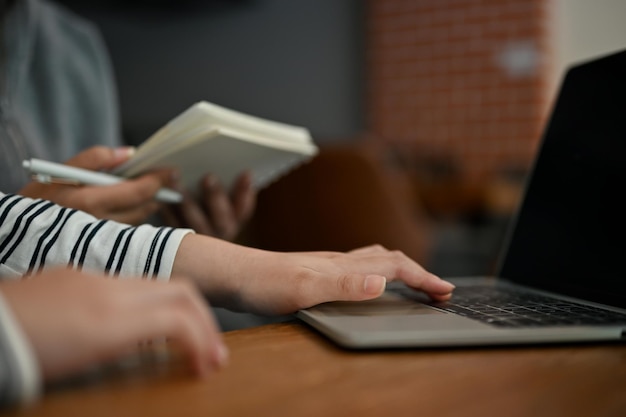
[171,233,267,311]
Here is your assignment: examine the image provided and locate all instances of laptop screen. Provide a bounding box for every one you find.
[498,50,626,309]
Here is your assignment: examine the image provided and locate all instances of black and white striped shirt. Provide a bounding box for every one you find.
[0,193,191,279]
[0,192,192,407]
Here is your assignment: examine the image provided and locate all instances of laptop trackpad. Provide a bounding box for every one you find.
[310,292,443,316]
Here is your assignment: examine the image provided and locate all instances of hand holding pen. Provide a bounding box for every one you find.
[18,146,182,225]
[22,159,181,203]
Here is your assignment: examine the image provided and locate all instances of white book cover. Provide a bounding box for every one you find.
[114,101,318,192]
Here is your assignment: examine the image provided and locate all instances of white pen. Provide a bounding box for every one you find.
[22,158,182,204]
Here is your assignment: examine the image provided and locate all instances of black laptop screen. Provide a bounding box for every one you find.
[498,50,626,309]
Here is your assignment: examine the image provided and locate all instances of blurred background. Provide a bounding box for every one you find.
[57,0,626,277]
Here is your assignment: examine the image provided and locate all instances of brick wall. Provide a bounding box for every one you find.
[366,0,556,187]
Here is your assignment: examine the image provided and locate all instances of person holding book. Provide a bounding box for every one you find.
[0,191,455,407]
[0,0,254,241]
[17,145,256,240]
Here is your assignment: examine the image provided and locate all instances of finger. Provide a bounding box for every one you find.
[347,244,388,255]
[300,273,388,307]
[138,167,179,189]
[230,171,256,223]
[201,175,238,239]
[154,280,227,375]
[386,256,454,296]
[166,278,228,373]
[159,205,184,228]
[175,189,215,236]
[74,174,165,213]
[341,273,388,300]
[64,146,135,171]
[342,251,455,298]
[292,245,389,258]
[297,267,451,310]
[112,279,227,375]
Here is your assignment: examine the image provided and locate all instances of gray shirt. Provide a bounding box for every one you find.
[0,0,121,192]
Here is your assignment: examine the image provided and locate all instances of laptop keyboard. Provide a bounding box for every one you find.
[393,285,626,328]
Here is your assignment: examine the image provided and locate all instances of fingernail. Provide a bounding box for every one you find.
[113,146,135,160]
[364,275,387,295]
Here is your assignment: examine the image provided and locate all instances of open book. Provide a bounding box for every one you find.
[113,101,318,193]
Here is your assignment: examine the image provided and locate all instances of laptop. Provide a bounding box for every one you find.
[297,49,626,349]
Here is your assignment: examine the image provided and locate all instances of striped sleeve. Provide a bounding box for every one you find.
[0,292,40,408]
[0,193,193,280]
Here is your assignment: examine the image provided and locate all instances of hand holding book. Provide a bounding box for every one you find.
[113,101,319,193]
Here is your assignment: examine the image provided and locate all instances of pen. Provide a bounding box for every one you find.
[22,158,183,204]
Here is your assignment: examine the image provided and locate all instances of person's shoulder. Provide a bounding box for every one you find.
[35,0,103,46]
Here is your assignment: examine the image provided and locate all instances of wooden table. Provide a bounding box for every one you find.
[6,322,626,417]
